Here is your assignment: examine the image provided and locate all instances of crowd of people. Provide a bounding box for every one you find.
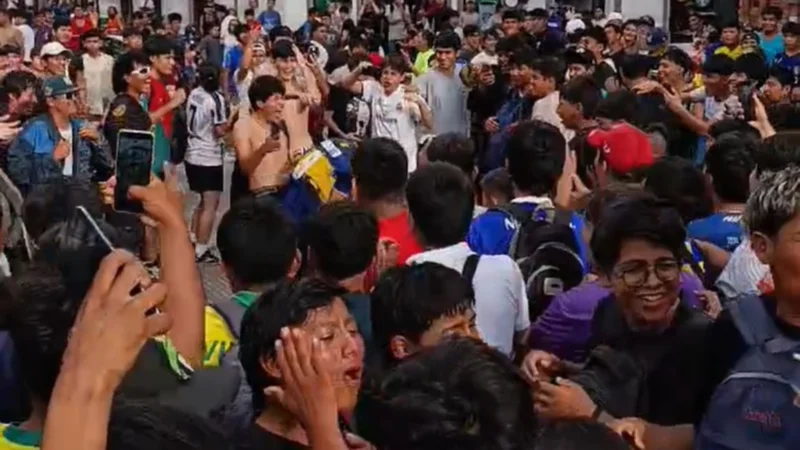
[0,0,799,449]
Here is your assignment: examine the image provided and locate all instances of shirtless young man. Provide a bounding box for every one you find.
[232,74,293,204]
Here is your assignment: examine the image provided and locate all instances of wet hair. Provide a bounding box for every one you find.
[367,337,537,450]
[535,420,630,450]
[506,120,566,196]
[247,74,285,111]
[370,263,475,365]
[424,133,475,177]
[112,50,150,94]
[705,134,756,204]
[745,165,800,238]
[305,201,378,280]
[239,278,347,412]
[217,197,297,287]
[108,398,231,450]
[590,194,686,272]
[407,162,474,248]
[351,137,408,202]
[560,75,602,119]
[644,156,712,223]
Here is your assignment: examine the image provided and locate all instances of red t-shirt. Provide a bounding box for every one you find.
[68,18,94,51]
[148,74,177,139]
[379,210,422,265]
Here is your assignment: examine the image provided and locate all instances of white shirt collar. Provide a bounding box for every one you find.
[406,242,473,265]
[511,196,554,208]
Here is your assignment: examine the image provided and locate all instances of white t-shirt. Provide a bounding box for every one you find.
[82,53,115,115]
[186,87,227,167]
[407,242,530,356]
[471,51,498,67]
[60,127,73,176]
[310,41,329,70]
[362,80,422,173]
[15,24,33,61]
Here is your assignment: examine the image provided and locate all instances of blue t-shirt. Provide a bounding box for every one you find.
[223,45,244,95]
[687,212,745,252]
[773,51,800,76]
[258,10,282,33]
[466,201,588,271]
[759,33,785,66]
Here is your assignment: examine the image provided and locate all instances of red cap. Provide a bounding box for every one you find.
[586,123,654,174]
[369,53,384,67]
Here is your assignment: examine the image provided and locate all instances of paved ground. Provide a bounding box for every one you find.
[177,156,235,305]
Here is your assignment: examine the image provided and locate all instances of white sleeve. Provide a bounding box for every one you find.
[362,79,380,103]
[211,94,227,125]
[510,262,531,332]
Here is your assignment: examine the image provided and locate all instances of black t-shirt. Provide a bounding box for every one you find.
[633,92,697,159]
[693,296,800,424]
[103,93,153,157]
[593,61,617,91]
[234,423,309,450]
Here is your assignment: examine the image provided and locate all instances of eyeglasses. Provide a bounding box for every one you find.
[130,66,151,76]
[613,259,680,288]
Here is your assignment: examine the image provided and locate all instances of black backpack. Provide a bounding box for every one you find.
[492,203,585,322]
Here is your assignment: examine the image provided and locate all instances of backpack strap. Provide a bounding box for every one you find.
[462,254,481,285]
[729,295,780,347]
[490,203,532,258]
[210,300,247,340]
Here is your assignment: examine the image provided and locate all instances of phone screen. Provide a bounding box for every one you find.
[115,130,154,214]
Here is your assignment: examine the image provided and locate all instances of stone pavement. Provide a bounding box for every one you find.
[177,155,235,305]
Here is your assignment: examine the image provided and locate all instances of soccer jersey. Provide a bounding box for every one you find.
[0,424,40,450]
[186,87,227,167]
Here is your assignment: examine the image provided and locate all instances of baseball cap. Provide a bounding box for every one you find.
[586,123,654,175]
[647,28,668,50]
[40,41,71,58]
[42,77,78,98]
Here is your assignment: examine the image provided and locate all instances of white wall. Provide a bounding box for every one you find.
[618,0,667,27]
[96,0,122,15]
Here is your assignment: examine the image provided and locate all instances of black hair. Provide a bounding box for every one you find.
[271,39,294,59]
[244,8,255,17]
[595,89,638,122]
[424,132,475,176]
[123,28,143,39]
[239,278,347,412]
[762,6,784,20]
[348,35,367,50]
[481,168,514,204]
[382,52,409,74]
[506,120,566,196]
[644,156,712,223]
[269,26,293,42]
[306,201,378,280]
[604,23,622,35]
[767,66,794,87]
[510,47,537,69]
[53,17,70,31]
[463,24,480,37]
[197,62,220,92]
[755,132,800,176]
[167,12,182,23]
[560,75,602,119]
[702,54,735,76]
[407,162,474,248]
[502,9,522,21]
[420,30,435,48]
[370,263,476,365]
[1,70,37,99]
[247,74,285,111]
[108,399,231,450]
[0,263,75,404]
[590,194,686,273]
[622,19,640,29]
[367,337,537,450]
[705,134,756,204]
[144,36,175,58]
[80,28,103,43]
[585,183,647,226]
[496,36,528,55]
[719,20,740,31]
[783,21,800,36]
[112,50,150,94]
[535,420,630,450]
[661,47,693,74]
[0,44,20,56]
[734,53,768,85]
[582,26,607,46]
[708,119,761,142]
[434,30,461,50]
[619,53,654,80]
[530,56,565,86]
[217,196,296,287]
[351,137,408,202]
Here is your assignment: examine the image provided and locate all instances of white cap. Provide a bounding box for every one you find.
[608,12,624,21]
[565,18,587,34]
[40,42,71,58]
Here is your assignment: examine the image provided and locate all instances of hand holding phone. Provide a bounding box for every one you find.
[114,130,155,214]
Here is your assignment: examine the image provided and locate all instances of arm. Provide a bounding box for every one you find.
[668,101,710,136]
[149,89,186,124]
[237,41,254,83]
[339,66,366,95]
[324,110,349,139]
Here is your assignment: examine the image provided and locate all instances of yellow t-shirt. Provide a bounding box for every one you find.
[0,424,40,450]
[203,305,237,367]
[714,45,744,60]
[414,49,435,75]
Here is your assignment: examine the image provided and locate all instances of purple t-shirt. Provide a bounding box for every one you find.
[529,273,703,362]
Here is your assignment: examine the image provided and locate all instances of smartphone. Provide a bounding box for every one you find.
[115,130,154,214]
